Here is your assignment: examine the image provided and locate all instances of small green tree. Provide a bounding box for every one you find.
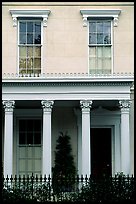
[52,132,76,193]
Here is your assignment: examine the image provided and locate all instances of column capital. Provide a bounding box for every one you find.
[3,100,15,112]
[41,100,54,112]
[119,100,132,111]
[80,100,93,111]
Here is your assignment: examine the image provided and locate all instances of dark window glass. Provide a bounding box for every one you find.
[27,120,34,131]
[34,120,41,131]
[19,120,26,131]
[19,133,26,144]
[34,133,41,144]
[27,133,33,144]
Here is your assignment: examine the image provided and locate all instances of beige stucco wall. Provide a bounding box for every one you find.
[2,2,134,74]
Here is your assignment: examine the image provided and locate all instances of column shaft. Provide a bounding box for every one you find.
[119,100,131,175]
[3,100,15,177]
[41,100,54,176]
[80,100,92,177]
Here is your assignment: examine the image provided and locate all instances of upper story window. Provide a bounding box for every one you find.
[80,9,121,74]
[19,20,41,75]
[10,9,51,75]
[89,20,112,74]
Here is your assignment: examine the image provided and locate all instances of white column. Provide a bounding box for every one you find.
[41,100,54,176]
[119,100,131,175]
[3,100,15,177]
[80,100,92,177]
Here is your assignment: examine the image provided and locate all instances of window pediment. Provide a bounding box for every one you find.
[10,9,51,27]
[80,9,121,27]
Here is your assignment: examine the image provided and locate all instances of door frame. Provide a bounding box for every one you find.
[91,108,121,176]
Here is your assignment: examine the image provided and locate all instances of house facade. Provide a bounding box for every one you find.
[2,2,134,178]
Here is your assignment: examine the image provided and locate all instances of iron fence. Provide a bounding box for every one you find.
[2,174,134,203]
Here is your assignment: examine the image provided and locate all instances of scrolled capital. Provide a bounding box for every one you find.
[41,100,54,111]
[80,100,93,110]
[119,100,132,110]
[3,100,15,112]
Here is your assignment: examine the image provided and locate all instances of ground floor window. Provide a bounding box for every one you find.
[18,119,42,175]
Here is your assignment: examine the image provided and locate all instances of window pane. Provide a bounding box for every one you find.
[19,133,26,144]
[20,33,26,44]
[27,47,33,57]
[34,33,41,44]
[34,120,41,131]
[19,47,26,57]
[20,22,26,32]
[89,33,97,44]
[97,47,103,57]
[89,22,96,32]
[19,120,26,131]
[27,58,33,68]
[27,120,34,131]
[34,22,41,32]
[27,133,33,144]
[34,147,41,158]
[103,58,111,70]
[104,34,111,44]
[27,22,33,32]
[34,58,41,68]
[97,58,103,69]
[34,160,41,171]
[27,33,33,44]
[34,133,41,144]
[19,160,26,171]
[97,22,103,32]
[19,147,26,158]
[34,47,41,57]
[89,47,96,57]
[97,33,103,44]
[27,160,33,171]
[89,58,96,70]
[103,22,111,33]
[27,147,33,158]
[103,47,111,57]
[19,58,26,69]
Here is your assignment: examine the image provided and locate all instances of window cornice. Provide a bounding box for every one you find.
[9,9,51,27]
[80,9,121,27]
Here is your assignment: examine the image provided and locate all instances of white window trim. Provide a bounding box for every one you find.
[10,9,51,27]
[80,9,121,27]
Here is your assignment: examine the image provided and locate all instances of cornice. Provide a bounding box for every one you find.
[2,2,134,6]
[2,81,133,87]
[9,9,51,27]
[2,73,134,87]
[80,9,121,27]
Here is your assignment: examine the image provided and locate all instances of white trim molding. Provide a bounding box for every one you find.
[80,9,121,27]
[9,9,51,27]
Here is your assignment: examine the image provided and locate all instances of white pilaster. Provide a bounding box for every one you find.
[3,100,15,177]
[80,100,93,177]
[41,100,54,176]
[119,100,131,175]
